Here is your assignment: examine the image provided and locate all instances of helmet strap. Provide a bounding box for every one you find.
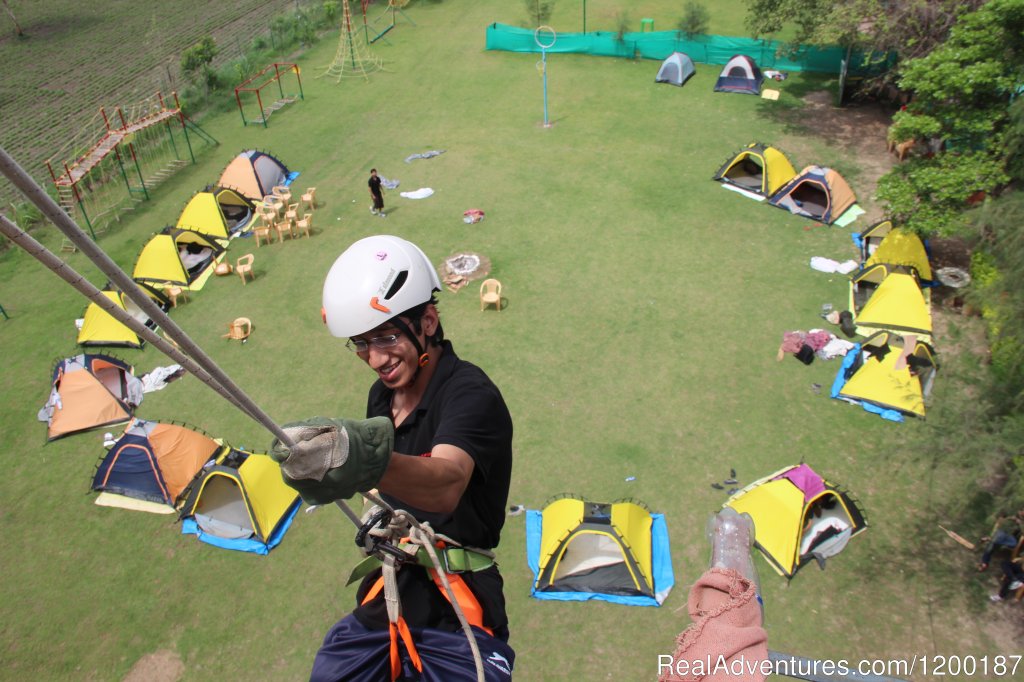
[390,317,429,372]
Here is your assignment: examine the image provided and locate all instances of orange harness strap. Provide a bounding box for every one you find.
[428,569,492,636]
[389,618,422,680]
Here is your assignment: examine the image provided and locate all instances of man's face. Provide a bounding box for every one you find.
[350,307,436,389]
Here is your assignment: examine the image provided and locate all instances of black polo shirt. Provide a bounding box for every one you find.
[354,341,513,636]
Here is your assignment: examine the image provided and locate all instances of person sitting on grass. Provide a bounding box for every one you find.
[978,508,1024,572]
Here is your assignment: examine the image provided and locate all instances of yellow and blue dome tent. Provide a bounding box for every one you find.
[132,227,225,290]
[713,142,798,200]
[175,186,256,242]
[178,447,300,555]
[856,220,933,282]
[526,495,673,606]
[76,283,171,349]
[831,330,938,421]
[849,264,932,338]
[724,464,867,578]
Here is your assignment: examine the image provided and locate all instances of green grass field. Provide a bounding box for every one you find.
[0,2,1012,680]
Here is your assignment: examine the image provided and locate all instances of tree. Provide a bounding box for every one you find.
[745,0,986,63]
[677,1,710,38]
[180,36,219,94]
[2,0,24,38]
[523,0,555,27]
[876,0,1024,235]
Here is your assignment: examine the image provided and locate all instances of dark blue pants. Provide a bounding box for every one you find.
[310,614,514,682]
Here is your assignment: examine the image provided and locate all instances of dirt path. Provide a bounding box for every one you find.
[780,90,898,224]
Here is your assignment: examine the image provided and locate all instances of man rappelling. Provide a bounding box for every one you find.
[271,235,514,681]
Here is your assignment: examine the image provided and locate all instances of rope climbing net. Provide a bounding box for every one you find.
[322,0,384,82]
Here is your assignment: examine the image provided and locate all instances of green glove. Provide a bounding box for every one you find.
[270,416,394,505]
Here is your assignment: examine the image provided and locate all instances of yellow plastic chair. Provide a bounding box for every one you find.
[222,317,252,341]
[254,224,274,247]
[301,187,317,211]
[295,212,313,238]
[480,278,502,312]
[275,219,295,241]
[164,283,188,307]
[236,254,255,285]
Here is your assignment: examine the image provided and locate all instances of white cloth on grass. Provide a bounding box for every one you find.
[810,256,858,274]
[400,188,434,200]
[141,364,184,393]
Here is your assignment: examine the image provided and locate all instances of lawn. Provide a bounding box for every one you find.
[0,1,1012,680]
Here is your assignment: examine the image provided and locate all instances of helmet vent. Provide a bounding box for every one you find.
[384,270,408,300]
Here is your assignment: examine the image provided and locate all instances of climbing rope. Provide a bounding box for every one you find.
[1,144,488,681]
[357,501,488,681]
[0,214,249,417]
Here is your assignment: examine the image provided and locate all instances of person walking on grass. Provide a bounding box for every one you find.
[368,168,386,217]
[271,235,514,680]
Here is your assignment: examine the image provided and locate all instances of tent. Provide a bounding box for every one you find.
[91,419,223,511]
[832,330,938,420]
[655,52,695,87]
[178,447,300,554]
[175,186,255,241]
[849,264,932,337]
[860,224,933,282]
[713,143,798,199]
[724,464,867,578]
[713,55,764,95]
[767,165,857,224]
[217,150,297,202]
[853,219,893,262]
[132,227,225,290]
[526,496,673,606]
[77,283,170,349]
[38,354,142,441]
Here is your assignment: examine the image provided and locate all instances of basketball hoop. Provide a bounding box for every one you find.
[533,26,556,127]
[533,25,557,49]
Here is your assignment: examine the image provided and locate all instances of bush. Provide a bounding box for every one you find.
[677,1,710,37]
[523,0,555,27]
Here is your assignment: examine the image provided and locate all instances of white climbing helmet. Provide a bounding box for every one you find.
[322,235,442,338]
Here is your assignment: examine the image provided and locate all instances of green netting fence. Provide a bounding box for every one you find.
[485,23,893,77]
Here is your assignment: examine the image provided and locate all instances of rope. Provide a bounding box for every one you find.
[360,502,486,682]
[2,143,487,681]
[0,145,296,449]
[0,214,249,417]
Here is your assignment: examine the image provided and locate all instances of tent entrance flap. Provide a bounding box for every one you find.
[552,532,628,581]
[726,158,764,190]
[778,183,828,216]
[194,475,254,539]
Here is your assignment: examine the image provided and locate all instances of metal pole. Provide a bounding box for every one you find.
[542,48,550,127]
